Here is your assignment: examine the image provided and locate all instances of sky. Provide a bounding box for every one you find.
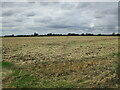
[1,2,118,35]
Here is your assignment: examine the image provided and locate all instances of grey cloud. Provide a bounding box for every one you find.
[2,10,14,16]
[2,2,15,8]
[27,2,36,4]
[34,16,52,23]
[26,12,35,17]
[39,2,52,6]
[2,24,16,27]
[39,2,60,6]
[15,19,23,22]
[76,2,92,9]
[48,24,73,29]
[27,26,43,30]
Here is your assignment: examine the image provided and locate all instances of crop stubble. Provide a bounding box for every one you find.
[2,36,119,88]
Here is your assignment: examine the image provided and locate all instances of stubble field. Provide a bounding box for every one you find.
[2,36,119,88]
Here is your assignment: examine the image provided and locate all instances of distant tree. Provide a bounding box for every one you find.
[112,32,115,36]
[34,32,39,36]
[12,34,14,37]
[81,33,84,36]
[85,33,93,36]
[47,33,53,36]
[67,33,79,36]
[98,34,101,36]
[117,33,120,36]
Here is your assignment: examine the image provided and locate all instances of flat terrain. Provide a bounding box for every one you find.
[2,36,119,88]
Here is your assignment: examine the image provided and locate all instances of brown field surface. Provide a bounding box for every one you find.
[2,36,119,88]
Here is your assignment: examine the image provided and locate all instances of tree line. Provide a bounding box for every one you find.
[3,32,120,37]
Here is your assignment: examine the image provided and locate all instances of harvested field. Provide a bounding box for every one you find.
[2,36,119,88]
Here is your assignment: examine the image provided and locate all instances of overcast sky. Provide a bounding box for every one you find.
[2,2,118,35]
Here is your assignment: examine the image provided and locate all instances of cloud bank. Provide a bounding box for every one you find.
[2,2,118,35]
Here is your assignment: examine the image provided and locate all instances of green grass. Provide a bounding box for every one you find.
[2,62,39,88]
[2,61,14,69]
[2,61,38,88]
[110,52,120,57]
[9,71,75,88]
[10,70,20,76]
[10,73,38,88]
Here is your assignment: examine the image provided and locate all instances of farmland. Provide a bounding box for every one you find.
[2,36,119,88]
